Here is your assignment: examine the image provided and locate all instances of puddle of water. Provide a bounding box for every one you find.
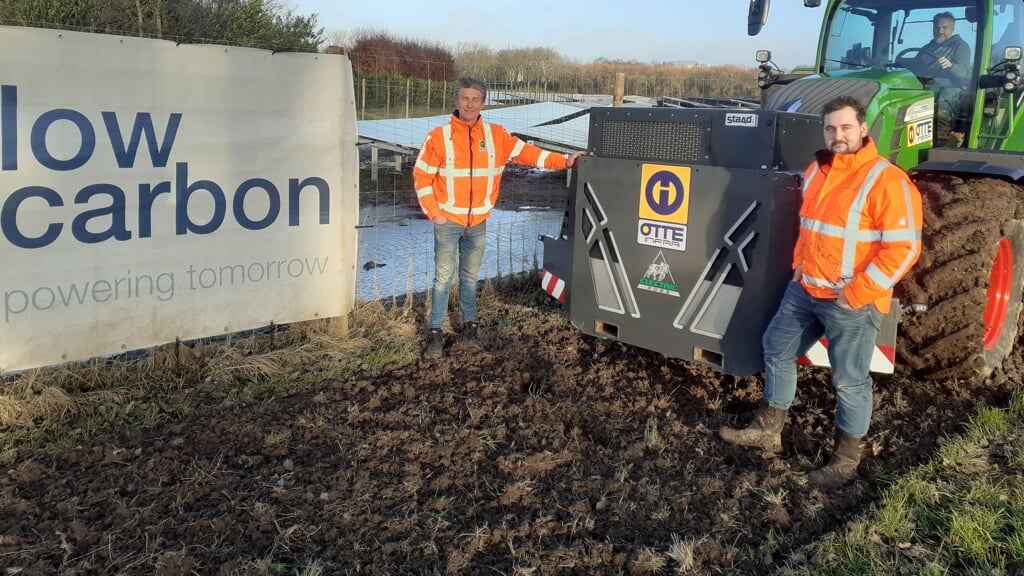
[355,205,564,301]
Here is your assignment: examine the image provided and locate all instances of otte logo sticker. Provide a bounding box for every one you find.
[637,251,680,297]
[639,164,690,251]
[907,120,933,146]
[638,219,686,251]
[725,113,758,127]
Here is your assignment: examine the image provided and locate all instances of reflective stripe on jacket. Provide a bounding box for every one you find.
[413,112,569,226]
[794,138,923,314]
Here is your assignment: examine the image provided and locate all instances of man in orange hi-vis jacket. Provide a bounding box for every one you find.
[719,95,922,487]
[414,77,583,358]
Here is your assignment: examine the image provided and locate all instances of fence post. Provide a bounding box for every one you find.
[405,77,411,118]
[361,78,366,120]
[614,72,625,107]
[427,78,432,113]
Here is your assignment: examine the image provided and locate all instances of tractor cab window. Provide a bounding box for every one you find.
[824,1,981,145]
[824,1,979,80]
[823,3,879,70]
[993,2,1022,65]
[891,6,977,88]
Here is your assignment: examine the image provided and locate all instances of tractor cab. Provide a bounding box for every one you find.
[757,0,1024,162]
[827,0,1024,148]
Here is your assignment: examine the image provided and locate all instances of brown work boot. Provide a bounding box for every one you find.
[423,328,444,358]
[718,403,786,454]
[808,430,863,488]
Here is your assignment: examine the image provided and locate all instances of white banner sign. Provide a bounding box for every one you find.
[0,27,359,372]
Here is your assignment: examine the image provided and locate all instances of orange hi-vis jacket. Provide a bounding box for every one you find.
[414,112,571,227]
[795,138,922,314]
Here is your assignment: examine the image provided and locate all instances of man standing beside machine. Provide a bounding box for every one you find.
[719,96,923,488]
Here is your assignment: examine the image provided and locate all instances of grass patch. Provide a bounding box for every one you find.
[631,547,667,574]
[359,165,415,192]
[780,387,1024,576]
[358,104,450,121]
[0,273,563,462]
[228,555,325,576]
[667,533,706,573]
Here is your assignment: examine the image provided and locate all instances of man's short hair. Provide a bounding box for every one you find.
[933,11,956,24]
[821,95,866,124]
[454,77,487,101]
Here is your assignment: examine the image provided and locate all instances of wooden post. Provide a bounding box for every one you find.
[371,146,379,182]
[386,77,391,118]
[361,78,366,121]
[405,78,411,118]
[427,78,432,113]
[614,72,625,107]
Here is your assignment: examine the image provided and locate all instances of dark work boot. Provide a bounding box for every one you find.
[424,328,444,358]
[808,430,863,488]
[718,403,786,454]
[462,321,480,349]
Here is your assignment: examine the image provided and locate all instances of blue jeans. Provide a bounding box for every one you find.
[428,220,487,329]
[762,282,883,436]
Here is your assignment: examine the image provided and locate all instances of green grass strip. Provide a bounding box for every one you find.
[781,388,1024,575]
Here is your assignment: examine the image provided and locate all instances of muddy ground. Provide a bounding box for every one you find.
[2,169,1023,575]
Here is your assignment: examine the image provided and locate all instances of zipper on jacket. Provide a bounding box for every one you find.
[466,124,474,228]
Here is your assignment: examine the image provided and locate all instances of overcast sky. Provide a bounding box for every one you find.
[294,0,826,69]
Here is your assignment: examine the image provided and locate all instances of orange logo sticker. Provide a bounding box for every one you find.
[639,164,691,225]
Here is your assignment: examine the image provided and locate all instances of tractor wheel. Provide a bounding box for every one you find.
[896,173,1024,383]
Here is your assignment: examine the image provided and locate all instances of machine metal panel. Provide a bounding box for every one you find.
[587,107,823,172]
[566,107,819,375]
[544,107,908,376]
[568,155,801,376]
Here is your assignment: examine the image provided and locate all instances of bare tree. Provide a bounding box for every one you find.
[323,28,353,52]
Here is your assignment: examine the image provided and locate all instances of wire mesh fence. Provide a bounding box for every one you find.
[350,55,760,120]
[353,56,760,304]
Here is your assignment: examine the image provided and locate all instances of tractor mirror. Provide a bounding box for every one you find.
[748,0,770,36]
[804,0,821,6]
[1004,46,1023,62]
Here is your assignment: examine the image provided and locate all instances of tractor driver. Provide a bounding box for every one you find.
[914,12,973,144]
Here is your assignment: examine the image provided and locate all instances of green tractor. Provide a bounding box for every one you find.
[540,0,1024,383]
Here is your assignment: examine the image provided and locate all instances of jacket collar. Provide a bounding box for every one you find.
[814,137,878,171]
[450,110,481,131]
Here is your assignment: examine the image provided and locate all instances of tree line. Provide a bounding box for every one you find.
[1,7,759,104]
[334,29,761,110]
[0,0,323,52]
